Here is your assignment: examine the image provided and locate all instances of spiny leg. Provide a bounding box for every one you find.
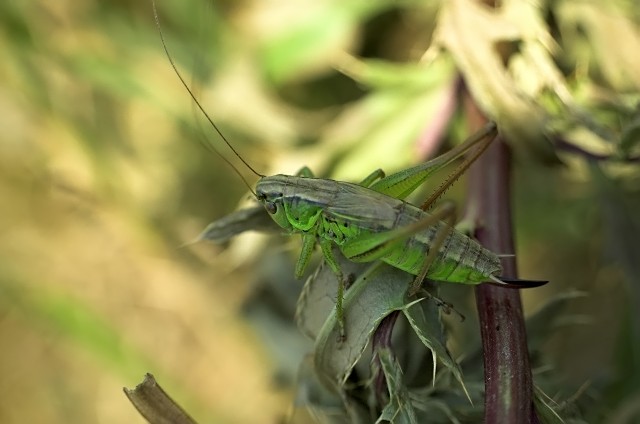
[293,166,388,340]
[420,126,496,211]
[289,169,327,291]
[295,228,353,340]
[408,201,466,321]
[339,205,465,320]
[341,125,495,264]
[341,206,457,265]
[295,166,382,340]
[411,130,496,313]
[369,122,497,200]
[318,238,347,341]
[408,201,456,295]
[353,124,496,281]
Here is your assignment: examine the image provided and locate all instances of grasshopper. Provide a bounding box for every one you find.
[152,2,545,339]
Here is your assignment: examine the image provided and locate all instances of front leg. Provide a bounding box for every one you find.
[294,218,348,340]
[295,233,317,279]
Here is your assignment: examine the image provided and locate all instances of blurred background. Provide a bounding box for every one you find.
[0,0,638,423]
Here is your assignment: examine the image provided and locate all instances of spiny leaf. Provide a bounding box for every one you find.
[533,386,567,424]
[312,260,414,389]
[376,348,419,424]
[291,356,369,423]
[403,301,469,403]
[296,247,368,340]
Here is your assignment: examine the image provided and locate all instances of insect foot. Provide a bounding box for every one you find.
[412,287,466,322]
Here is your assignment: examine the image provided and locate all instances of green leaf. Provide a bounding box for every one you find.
[533,386,567,424]
[376,348,419,424]
[258,0,392,83]
[311,257,414,389]
[403,301,469,402]
[299,246,469,400]
[296,247,370,340]
[292,356,371,424]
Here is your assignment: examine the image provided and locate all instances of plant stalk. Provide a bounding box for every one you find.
[464,96,537,423]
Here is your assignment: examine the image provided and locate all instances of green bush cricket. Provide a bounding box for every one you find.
[152,2,546,340]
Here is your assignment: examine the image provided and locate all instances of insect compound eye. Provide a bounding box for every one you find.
[265,202,277,214]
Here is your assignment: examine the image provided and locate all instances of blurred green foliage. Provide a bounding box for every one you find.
[0,0,639,423]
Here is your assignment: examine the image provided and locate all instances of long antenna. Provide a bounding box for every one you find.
[151,0,265,191]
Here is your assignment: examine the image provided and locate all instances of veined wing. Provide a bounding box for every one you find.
[322,182,406,230]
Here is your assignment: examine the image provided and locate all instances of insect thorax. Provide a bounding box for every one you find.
[316,215,359,245]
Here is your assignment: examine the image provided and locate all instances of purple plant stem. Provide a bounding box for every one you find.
[464,98,537,423]
[372,310,400,405]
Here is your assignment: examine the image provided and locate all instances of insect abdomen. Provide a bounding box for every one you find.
[380,206,502,284]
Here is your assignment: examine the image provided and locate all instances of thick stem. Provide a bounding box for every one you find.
[464,97,537,423]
